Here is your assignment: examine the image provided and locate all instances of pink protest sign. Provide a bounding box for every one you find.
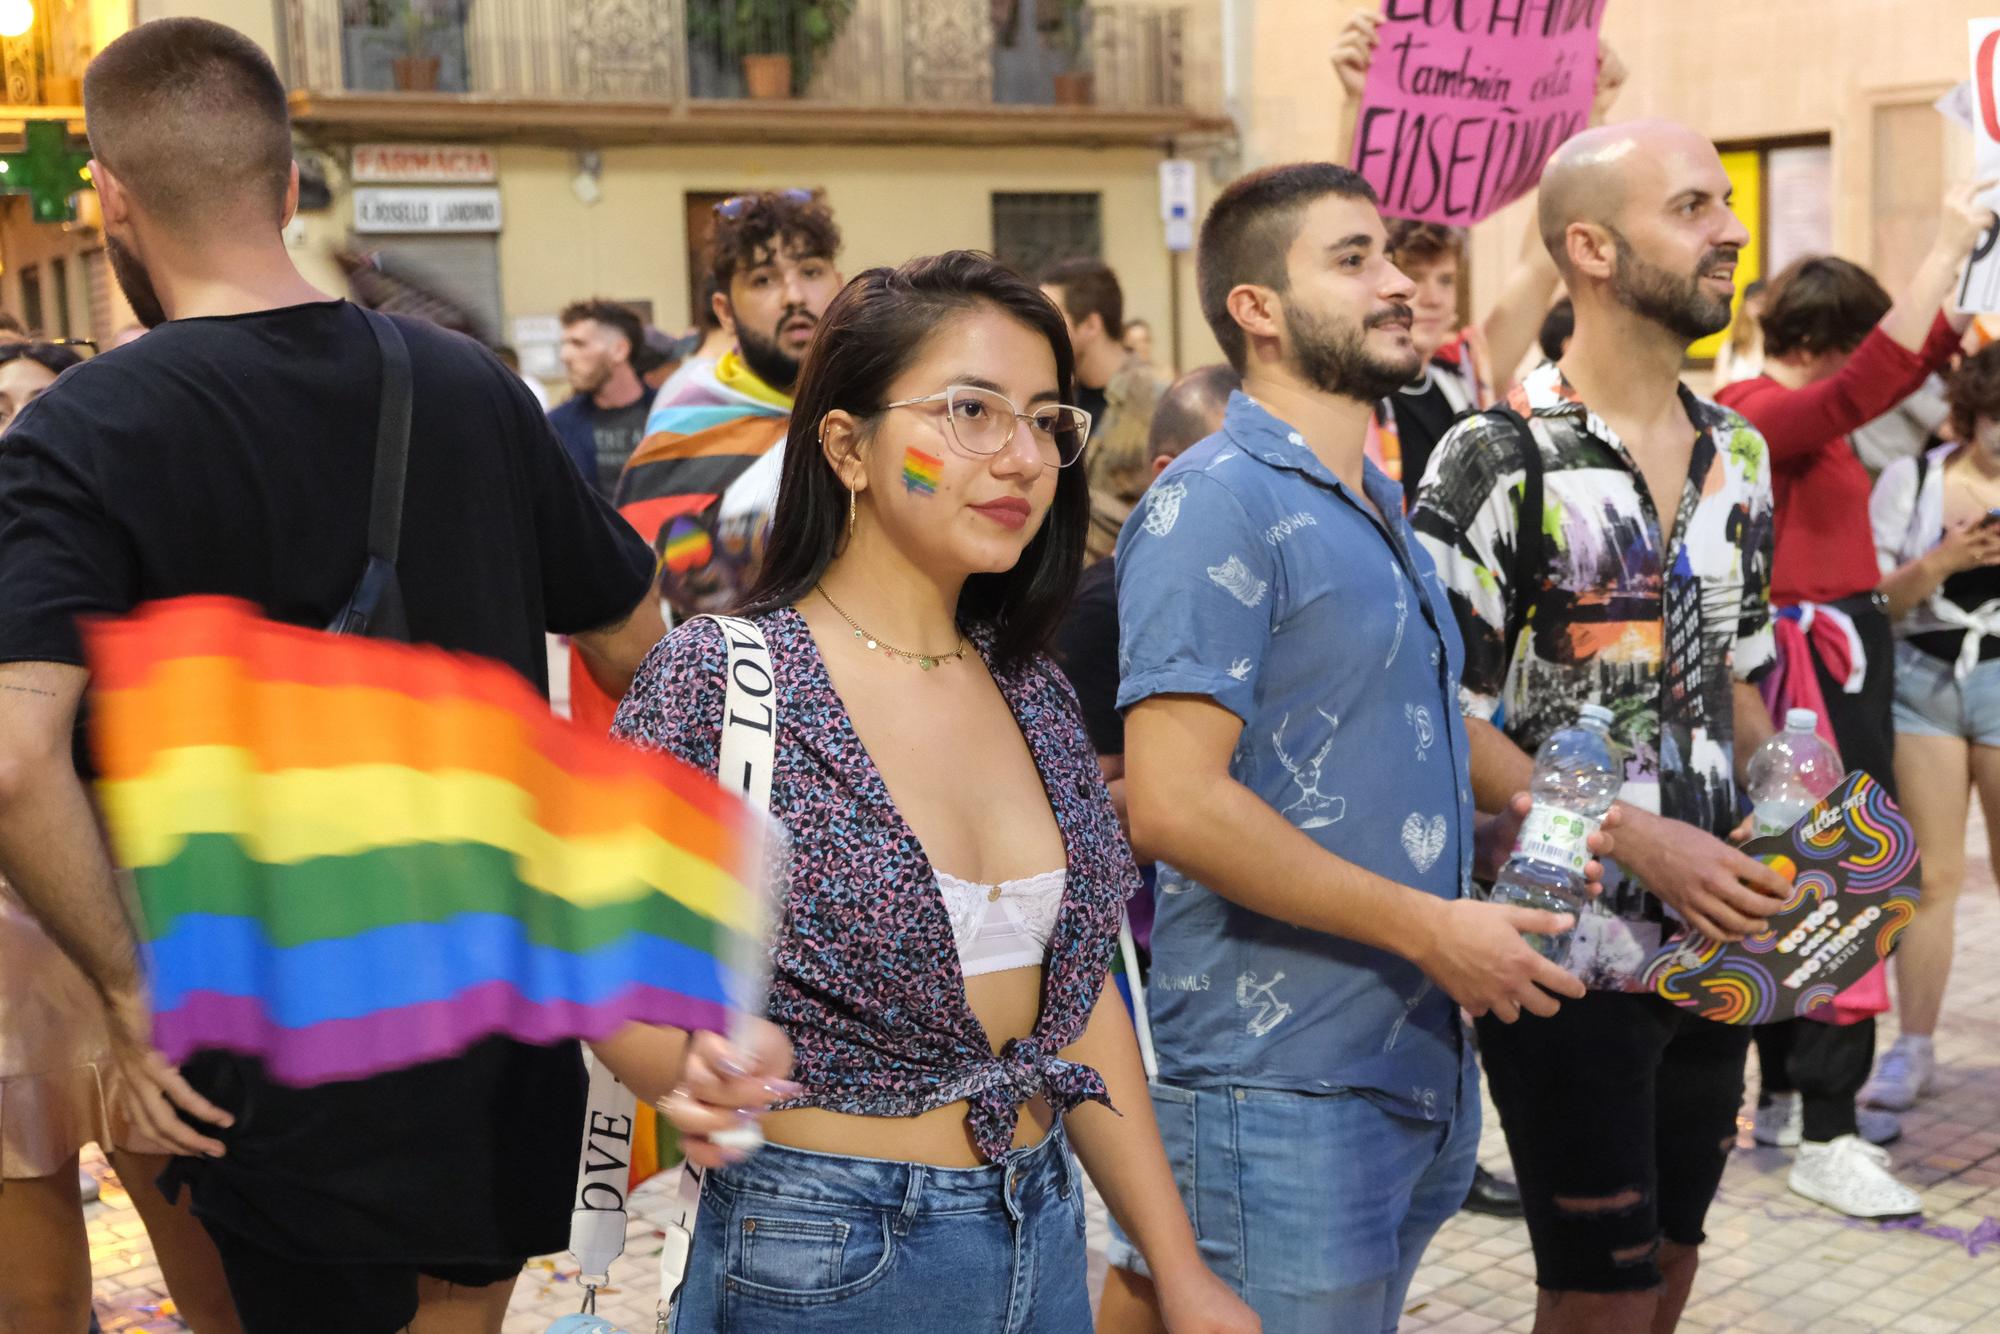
[1351,0,1606,226]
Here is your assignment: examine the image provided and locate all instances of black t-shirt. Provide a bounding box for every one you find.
[0,301,654,1265]
[1389,376,1464,506]
[1051,556,1123,755]
[549,392,651,497]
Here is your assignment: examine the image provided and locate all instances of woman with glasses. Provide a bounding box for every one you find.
[0,342,86,432]
[603,251,1258,1333]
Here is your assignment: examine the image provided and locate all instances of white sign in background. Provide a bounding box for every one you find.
[1960,20,2000,313]
[512,315,564,381]
[1159,158,1197,253]
[354,187,504,234]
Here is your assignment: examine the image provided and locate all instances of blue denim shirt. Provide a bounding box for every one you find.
[1115,392,1473,1121]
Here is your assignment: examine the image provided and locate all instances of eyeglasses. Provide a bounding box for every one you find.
[878,385,1091,467]
[714,188,814,220]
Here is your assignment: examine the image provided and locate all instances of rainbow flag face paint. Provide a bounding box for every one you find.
[902,447,943,496]
[82,596,772,1086]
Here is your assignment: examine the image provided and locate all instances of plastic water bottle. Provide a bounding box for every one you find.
[1487,704,1621,965]
[1748,709,1844,839]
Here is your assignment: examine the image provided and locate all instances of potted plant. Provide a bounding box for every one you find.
[1051,0,1094,106]
[686,0,856,100]
[392,0,442,91]
[340,0,469,94]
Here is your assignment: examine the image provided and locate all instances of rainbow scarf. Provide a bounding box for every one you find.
[85,597,768,1086]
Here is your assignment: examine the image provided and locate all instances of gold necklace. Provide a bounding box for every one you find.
[815,584,968,671]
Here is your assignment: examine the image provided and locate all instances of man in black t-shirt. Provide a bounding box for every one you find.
[0,21,671,1334]
[548,297,653,496]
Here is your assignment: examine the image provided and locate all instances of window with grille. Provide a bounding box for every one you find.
[19,264,42,334]
[50,256,72,338]
[991,193,1102,283]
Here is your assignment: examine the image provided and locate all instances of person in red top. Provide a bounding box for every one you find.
[1713,182,1991,1219]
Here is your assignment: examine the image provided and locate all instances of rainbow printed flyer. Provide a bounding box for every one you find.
[1640,772,1920,1026]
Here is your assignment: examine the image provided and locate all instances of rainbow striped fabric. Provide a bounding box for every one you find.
[85,597,768,1086]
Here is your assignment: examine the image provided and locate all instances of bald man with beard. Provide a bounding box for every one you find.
[1413,121,1794,1333]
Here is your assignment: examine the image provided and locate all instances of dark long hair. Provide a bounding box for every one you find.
[741,250,1086,666]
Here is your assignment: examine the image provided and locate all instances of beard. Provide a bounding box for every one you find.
[1283,298,1422,403]
[566,361,610,396]
[736,308,813,394]
[1608,231,1737,343]
[106,232,167,330]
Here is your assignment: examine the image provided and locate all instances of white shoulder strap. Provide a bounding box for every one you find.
[655,614,778,1327]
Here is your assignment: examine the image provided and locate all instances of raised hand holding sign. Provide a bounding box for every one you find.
[1349,0,1608,225]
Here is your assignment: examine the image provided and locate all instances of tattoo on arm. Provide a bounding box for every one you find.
[0,682,56,698]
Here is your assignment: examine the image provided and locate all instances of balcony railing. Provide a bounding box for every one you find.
[286,0,1204,113]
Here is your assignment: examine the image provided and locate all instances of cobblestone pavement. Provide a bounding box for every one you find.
[90,813,2000,1333]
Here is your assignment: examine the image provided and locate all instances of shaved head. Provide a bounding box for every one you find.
[1538,120,1720,273]
[84,18,293,235]
[1535,119,1747,345]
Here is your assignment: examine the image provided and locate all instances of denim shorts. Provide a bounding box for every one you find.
[667,1121,1090,1333]
[1891,640,2000,746]
[1105,1076,1478,1334]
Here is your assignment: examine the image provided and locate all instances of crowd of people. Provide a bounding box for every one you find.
[0,12,1997,1334]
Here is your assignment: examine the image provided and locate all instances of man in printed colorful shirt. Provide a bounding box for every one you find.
[565,191,844,734]
[1412,121,1793,1334]
[1112,161,1598,1334]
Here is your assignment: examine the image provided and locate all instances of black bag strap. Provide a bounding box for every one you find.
[327,308,413,638]
[1487,404,1543,658]
[361,307,412,566]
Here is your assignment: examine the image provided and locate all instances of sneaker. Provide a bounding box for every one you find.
[1858,1108,1904,1146]
[79,1168,99,1204]
[1860,1036,1935,1111]
[1754,1090,1802,1147]
[1789,1135,1922,1218]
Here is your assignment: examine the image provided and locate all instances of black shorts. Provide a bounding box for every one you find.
[1476,989,1751,1294]
[202,1220,524,1333]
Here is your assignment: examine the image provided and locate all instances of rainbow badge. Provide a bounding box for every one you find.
[662,517,714,574]
[902,447,943,495]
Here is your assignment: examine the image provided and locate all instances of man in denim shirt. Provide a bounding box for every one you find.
[1112,163,1588,1332]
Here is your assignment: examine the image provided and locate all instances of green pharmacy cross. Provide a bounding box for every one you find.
[0,120,94,224]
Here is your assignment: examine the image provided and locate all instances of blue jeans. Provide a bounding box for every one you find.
[1108,1079,1479,1333]
[667,1122,1091,1333]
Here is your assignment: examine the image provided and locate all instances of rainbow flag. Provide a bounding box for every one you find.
[85,597,770,1087]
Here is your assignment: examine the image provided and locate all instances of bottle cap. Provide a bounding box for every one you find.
[1580,703,1615,728]
[1785,708,1818,732]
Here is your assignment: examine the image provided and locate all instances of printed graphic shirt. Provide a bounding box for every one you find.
[1116,392,1473,1122]
[1411,363,1777,989]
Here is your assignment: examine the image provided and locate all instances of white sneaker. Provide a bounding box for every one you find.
[1754,1090,1802,1147]
[1789,1135,1922,1218]
[1860,1036,1935,1111]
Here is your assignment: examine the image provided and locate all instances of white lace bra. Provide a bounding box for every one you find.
[934,868,1067,979]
